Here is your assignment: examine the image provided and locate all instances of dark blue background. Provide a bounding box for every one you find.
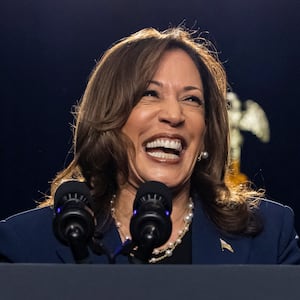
[1,0,299,230]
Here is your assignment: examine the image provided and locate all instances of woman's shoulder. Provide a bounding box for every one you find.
[258,198,293,209]
[250,198,300,264]
[2,206,53,227]
[0,206,60,263]
[254,198,297,234]
[256,198,295,221]
[0,206,54,243]
[0,206,54,245]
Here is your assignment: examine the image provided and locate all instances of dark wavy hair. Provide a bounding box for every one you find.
[44,27,263,236]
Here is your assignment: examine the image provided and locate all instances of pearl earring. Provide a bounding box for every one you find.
[197,151,209,162]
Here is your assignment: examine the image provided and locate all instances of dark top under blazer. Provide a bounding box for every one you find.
[0,197,300,264]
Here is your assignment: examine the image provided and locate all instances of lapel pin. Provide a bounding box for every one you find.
[220,238,234,253]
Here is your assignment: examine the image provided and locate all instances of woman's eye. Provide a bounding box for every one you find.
[184,96,204,105]
[142,90,158,97]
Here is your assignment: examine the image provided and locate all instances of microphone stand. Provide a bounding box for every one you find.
[89,233,116,264]
[129,224,158,264]
[66,224,91,264]
[113,223,166,264]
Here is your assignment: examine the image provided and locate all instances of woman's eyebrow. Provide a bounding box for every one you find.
[183,86,203,93]
[148,80,163,87]
[149,80,203,92]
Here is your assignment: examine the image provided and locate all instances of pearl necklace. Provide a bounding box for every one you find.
[110,196,194,263]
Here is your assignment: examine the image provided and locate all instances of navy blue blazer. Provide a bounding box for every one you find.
[0,198,300,264]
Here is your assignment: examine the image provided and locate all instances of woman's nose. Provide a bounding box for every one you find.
[158,97,185,127]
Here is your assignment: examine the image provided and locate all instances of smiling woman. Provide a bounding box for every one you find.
[0,27,300,264]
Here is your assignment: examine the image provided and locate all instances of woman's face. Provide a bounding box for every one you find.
[122,48,206,191]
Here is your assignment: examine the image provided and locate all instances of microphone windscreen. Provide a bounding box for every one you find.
[134,181,172,212]
[54,180,91,208]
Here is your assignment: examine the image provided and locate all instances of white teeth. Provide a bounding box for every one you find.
[146,139,183,152]
[148,152,179,160]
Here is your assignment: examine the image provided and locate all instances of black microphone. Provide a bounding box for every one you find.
[53,180,96,263]
[129,181,172,263]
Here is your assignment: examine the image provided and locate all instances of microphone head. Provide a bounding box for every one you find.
[133,181,172,213]
[54,180,92,211]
